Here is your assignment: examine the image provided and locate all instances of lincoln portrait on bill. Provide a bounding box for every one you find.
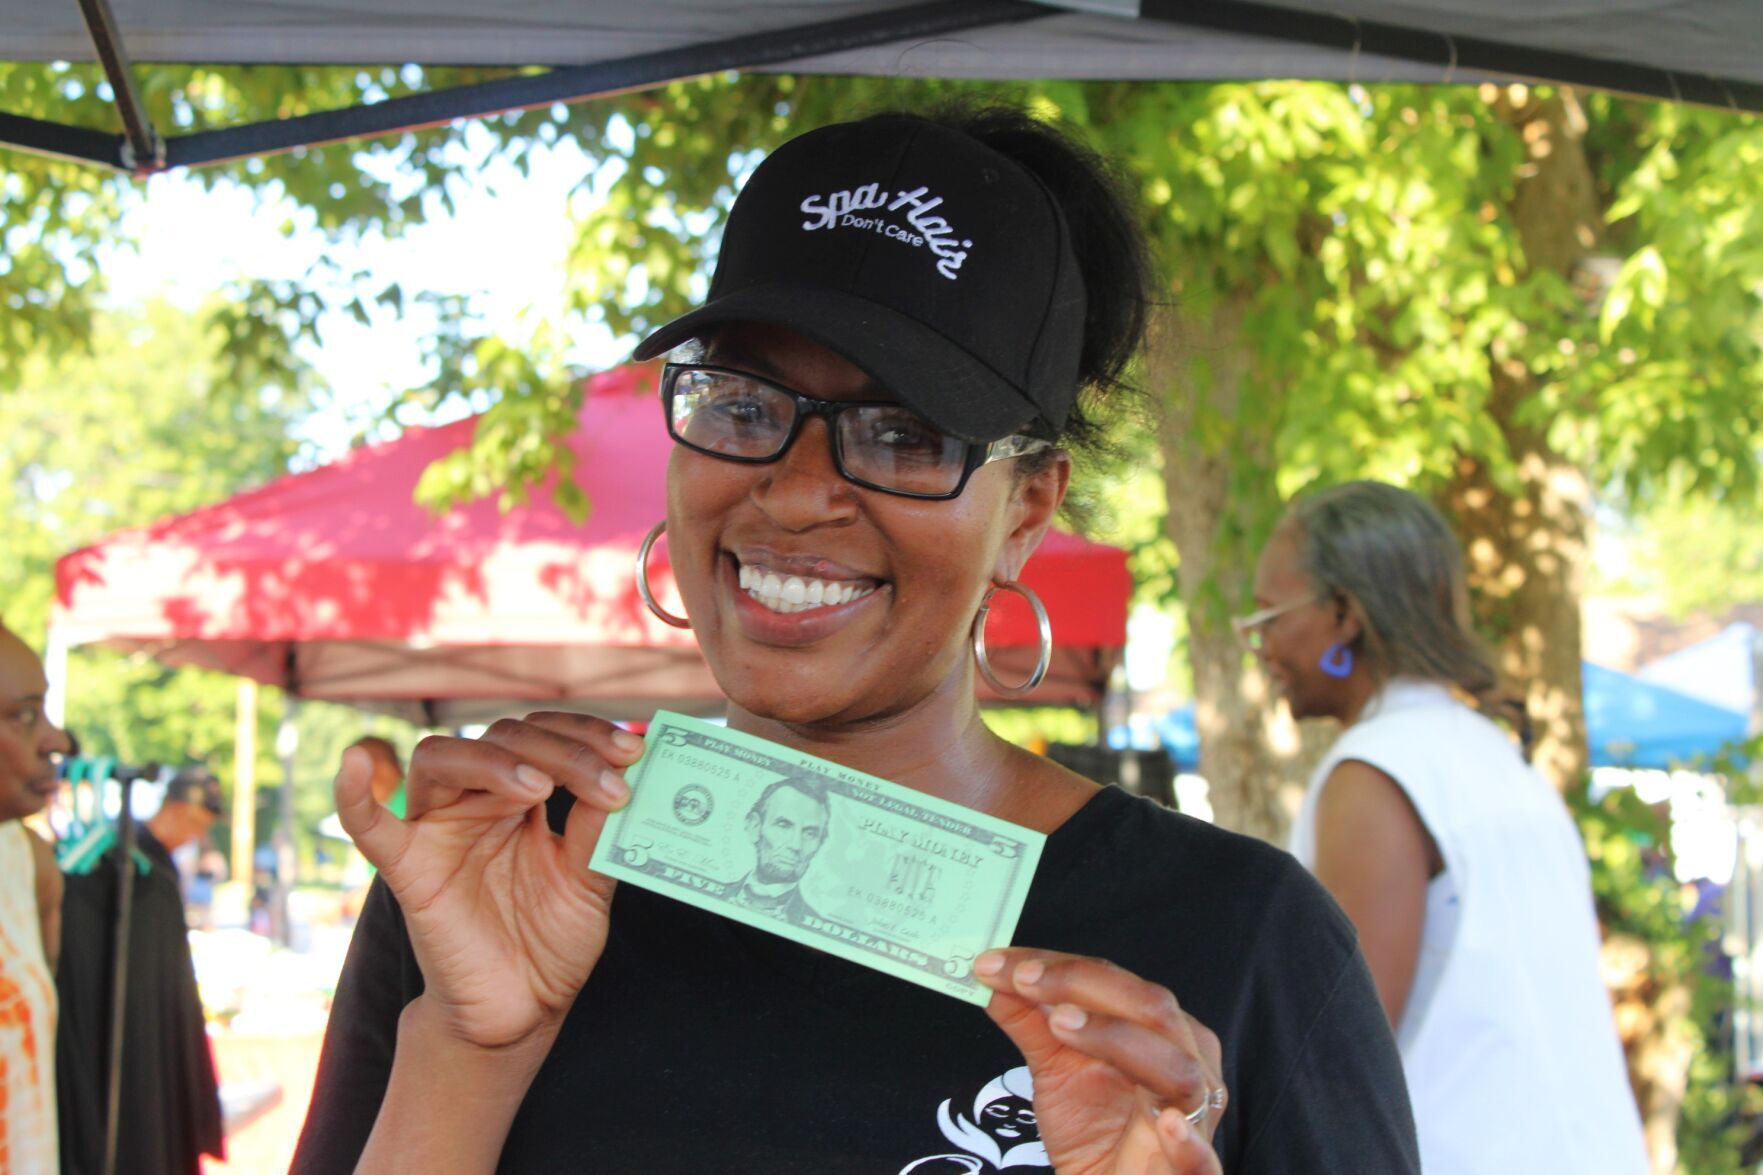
[728,775,830,922]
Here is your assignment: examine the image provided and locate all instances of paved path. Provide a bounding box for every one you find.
[202,1030,324,1174]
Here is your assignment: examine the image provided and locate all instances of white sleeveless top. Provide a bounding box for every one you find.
[1,820,60,1173]
[1290,679,1647,1175]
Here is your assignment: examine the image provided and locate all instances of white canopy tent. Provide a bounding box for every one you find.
[4,0,1760,175]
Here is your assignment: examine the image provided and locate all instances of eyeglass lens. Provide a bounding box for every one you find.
[668,368,970,496]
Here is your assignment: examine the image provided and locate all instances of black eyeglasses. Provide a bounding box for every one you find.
[661,363,1051,500]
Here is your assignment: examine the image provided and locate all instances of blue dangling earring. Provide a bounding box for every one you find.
[1320,643,1355,678]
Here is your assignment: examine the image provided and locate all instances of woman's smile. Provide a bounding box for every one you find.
[720,549,891,648]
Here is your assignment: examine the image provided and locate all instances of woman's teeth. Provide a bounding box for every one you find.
[738,565,876,614]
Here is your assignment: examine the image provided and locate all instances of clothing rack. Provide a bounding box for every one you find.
[102,768,138,1175]
[53,755,162,1175]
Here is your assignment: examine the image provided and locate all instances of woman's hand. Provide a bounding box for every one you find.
[336,712,644,1052]
[976,948,1225,1175]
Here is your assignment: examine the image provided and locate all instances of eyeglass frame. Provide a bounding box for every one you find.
[1230,595,1324,652]
[660,362,1053,501]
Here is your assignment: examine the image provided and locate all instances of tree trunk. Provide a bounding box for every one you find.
[1603,933,1695,1174]
[1443,395,1592,792]
[1448,86,1683,1165]
[1153,297,1328,844]
[1444,88,1599,793]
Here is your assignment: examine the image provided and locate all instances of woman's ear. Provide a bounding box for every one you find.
[1333,595,1366,646]
[994,453,1071,582]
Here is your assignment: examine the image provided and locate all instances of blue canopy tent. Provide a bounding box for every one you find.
[1584,661,1750,771]
[1109,704,1200,772]
[1637,623,1758,717]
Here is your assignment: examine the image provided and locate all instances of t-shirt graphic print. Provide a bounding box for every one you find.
[899,1066,1047,1173]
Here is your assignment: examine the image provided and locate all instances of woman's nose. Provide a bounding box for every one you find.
[43,719,73,757]
[752,418,858,528]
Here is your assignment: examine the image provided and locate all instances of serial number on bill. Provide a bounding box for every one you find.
[668,751,737,780]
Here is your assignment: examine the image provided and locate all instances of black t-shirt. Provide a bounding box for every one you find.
[293,786,1418,1173]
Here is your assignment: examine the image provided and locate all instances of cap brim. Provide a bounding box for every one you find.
[632,285,1040,444]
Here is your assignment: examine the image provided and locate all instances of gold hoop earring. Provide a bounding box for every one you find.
[971,580,1051,699]
[636,521,690,629]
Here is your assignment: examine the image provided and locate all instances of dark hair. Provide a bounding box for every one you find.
[747,775,831,823]
[1286,481,1534,754]
[165,766,224,814]
[891,103,1156,461]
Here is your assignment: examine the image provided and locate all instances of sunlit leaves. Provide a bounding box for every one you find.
[1,60,528,407]
[6,64,1759,618]
[1567,776,1762,1171]
[412,319,587,518]
[1588,107,1763,506]
[0,300,313,769]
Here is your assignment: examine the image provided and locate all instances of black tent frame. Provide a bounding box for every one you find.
[4,0,1759,177]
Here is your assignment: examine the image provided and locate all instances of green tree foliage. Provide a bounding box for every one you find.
[0,299,309,765]
[1,296,433,864]
[1633,489,1763,618]
[1,299,309,617]
[1590,104,1763,503]
[1568,750,1763,1175]
[0,61,544,395]
[0,299,419,870]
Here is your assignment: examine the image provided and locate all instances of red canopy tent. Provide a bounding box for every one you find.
[53,364,1129,725]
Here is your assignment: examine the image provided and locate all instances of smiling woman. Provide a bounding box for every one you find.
[293,107,1419,1175]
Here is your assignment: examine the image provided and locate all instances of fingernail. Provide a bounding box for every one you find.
[610,730,644,755]
[1162,1108,1190,1142]
[974,951,1005,977]
[1016,960,1044,987]
[1049,1004,1087,1032]
[598,768,630,804]
[515,763,554,792]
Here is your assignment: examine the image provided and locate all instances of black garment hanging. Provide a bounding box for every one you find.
[57,826,224,1175]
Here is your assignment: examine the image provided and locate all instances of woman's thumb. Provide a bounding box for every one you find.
[335,745,412,871]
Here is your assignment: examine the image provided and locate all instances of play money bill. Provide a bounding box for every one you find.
[590,711,1045,1005]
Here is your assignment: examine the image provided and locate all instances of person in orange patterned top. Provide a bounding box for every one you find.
[0,620,73,1173]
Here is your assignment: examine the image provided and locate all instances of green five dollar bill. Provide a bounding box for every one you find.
[590,711,1046,1005]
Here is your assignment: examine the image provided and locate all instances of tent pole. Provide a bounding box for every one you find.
[43,622,70,729]
[232,680,258,912]
[73,0,162,171]
[1749,629,1762,788]
[271,696,299,947]
[158,0,1050,171]
[0,111,124,169]
[101,769,139,1175]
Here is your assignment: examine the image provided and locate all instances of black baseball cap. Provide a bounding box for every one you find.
[632,115,1087,444]
[166,767,224,816]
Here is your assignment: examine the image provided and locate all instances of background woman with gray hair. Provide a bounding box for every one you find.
[1241,479,1647,1175]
